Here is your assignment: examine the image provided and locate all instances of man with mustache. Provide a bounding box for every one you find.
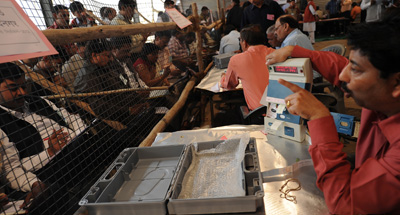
[265,10,400,214]
[0,62,85,206]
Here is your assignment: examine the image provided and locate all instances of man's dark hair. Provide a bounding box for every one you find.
[347,9,400,78]
[201,6,209,11]
[186,32,195,39]
[164,0,174,7]
[278,15,299,29]
[52,5,68,14]
[140,43,160,61]
[171,29,183,36]
[155,30,172,39]
[69,1,84,13]
[233,0,240,5]
[76,41,87,47]
[118,0,137,10]
[0,63,25,83]
[104,7,115,18]
[351,2,357,7]
[100,6,107,18]
[240,24,265,46]
[224,24,236,35]
[110,36,132,49]
[242,1,251,9]
[85,39,111,59]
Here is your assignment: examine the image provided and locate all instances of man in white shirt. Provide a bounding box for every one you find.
[156,0,175,23]
[274,15,314,50]
[0,62,85,193]
[219,25,241,54]
[361,0,387,22]
[61,41,86,92]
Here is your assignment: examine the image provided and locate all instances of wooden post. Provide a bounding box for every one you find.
[192,3,205,73]
[139,62,214,147]
[220,8,225,25]
[181,0,185,14]
[216,0,221,20]
[14,61,127,131]
[86,9,108,25]
[42,22,177,46]
[151,0,154,22]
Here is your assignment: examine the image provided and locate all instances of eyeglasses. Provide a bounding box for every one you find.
[275,25,283,31]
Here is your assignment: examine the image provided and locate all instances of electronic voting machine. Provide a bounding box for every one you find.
[261,58,313,142]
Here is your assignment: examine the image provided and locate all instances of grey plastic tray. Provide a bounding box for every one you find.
[167,138,264,214]
[79,138,263,215]
[79,145,185,215]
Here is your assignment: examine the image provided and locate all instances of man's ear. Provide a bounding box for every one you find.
[242,40,249,50]
[283,23,289,31]
[90,52,97,63]
[392,72,400,98]
[52,12,57,20]
[42,56,50,62]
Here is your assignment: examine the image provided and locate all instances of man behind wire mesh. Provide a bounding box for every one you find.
[0,62,86,213]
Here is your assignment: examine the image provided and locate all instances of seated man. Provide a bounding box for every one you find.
[266,25,282,48]
[110,36,148,90]
[154,30,183,83]
[48,5,70,29]
[29,46,70,98]
[133,43,171,87]
[168,30,189,64]
[74,39,148,125]
[265,10,400,214]
[199,6,212,25]
[48,5,75,57]
[0,62,85,194]
[102,7,117,24]
[220,24,275,111]
[111,0,147,53]
[32,46,69,83]
[219,24,240,54]
[69,1,96,27]
[274,15,314,50]
[1,130,47,212]
[61,41,86,92]
[185,32,197,58]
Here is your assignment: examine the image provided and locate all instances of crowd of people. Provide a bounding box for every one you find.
[0,0,399,214]
[0,0,198,214]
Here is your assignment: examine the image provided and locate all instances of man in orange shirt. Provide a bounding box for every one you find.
[351,2,362,23]
[220,25,274,111]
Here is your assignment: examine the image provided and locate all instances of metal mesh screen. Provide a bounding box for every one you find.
[0,1,197,214]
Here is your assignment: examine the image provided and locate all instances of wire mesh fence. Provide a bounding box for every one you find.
[0,0,200,214]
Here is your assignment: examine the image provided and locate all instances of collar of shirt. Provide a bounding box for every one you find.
[377,111,400,145]
[246,45,267,53]
[117,13,132,24]
[283,28,300,44]
[229,30,240,38]
[250,2,269,10]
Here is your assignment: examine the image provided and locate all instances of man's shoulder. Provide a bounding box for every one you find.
[110,16,127,25]
[243,5,252,14]
[221,35,230,43]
